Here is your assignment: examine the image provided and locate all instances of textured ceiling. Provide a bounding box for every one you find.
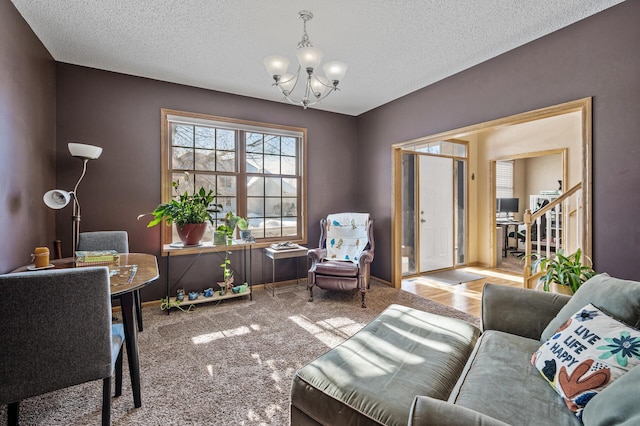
[12,0,624,116]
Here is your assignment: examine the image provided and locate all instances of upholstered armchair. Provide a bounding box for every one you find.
[308,213,374,308]
[0,267,125,426]
[77,231,143,332]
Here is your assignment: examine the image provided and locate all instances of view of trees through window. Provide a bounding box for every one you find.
[163,111,305,244]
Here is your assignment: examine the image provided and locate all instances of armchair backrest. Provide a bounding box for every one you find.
[319,213,374,260]
[78,231,129,253]
[0,267,113,403]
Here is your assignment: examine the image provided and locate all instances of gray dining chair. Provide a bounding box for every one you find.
[0,267,125,426]
[77,231,144,332]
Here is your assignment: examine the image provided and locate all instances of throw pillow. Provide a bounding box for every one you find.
[532,303,640,419]
[540,273,640,342]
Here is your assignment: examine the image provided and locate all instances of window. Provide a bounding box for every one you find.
[496,160,514,198]
[161,109,307,246]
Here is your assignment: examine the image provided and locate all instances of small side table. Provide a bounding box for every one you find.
[264,245,308,296]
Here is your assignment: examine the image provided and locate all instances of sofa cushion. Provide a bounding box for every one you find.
[582,364,640,426]
[532,303,640,418]
[541,273,640,341]
[315,260,359,277]
[291,304,480,426]
[449,330,582,425]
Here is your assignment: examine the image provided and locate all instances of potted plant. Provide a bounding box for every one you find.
[218,250,234,295]
[531,248,597,294]
[141,173,222,246]
[236,216,252,240]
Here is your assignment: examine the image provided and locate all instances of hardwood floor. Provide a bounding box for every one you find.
[401,266,524,318]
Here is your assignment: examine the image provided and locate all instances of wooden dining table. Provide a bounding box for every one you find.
[12,253,159,408]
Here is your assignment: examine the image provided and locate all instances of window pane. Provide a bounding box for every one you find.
[194,174,216,194]
[281,137,296,156]
[282,218,297,236]
[217,196,236,215]
[282,198,297,217]
[264,155,280,174]
[216,151,235,172]
[216,175,236,197]
[264,135,280,155]
[282,178,297,196]
[247,197,264,217]
[265,198,281,217]
[264,219,283,238]
[246,152,263,173]
[172,147,193,170]
[172,172,191,197]
[247,176,264,196]
[246,133,263,153]
[195,148,215,170]
[216,129,235,151]
[281,156,296,175]
[265,177,281,197]
[172,124,193,147]
[195,126,215,149]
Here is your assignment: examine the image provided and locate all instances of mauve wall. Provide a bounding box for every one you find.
[55,64,358,301]
[356,1,640,282]
[0,2,56,273]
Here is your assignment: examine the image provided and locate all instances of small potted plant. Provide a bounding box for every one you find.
[217,250,234,294]
[531,248,597,294]
[141,173,222,246]
[236,216,252,240]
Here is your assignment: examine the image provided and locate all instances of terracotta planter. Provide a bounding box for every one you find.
[176,223,207,246]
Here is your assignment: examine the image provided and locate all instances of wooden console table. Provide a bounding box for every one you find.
[162,241,253,313]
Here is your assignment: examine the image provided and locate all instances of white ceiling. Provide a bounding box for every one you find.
[12,0,624,116]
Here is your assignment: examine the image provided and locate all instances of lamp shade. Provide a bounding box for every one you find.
[43,190,71,209]
[263,55,290,78]
[323,61,348,84]
[68,143,102,160]
[279,73,297,94]
[296,46,323,70]
[310,75,329,98]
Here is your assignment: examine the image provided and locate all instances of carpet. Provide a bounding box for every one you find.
[0,282,478,425]
[417,269,485,285]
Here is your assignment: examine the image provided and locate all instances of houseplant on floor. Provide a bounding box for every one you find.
[531,248,597,294]
[141,173,222,246]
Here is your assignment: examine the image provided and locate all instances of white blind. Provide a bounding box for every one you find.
[496,161,514,198]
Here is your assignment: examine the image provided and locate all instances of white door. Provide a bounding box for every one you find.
[419,155,454,272]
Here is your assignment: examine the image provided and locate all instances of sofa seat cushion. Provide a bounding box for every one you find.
[291,304,481,426]
[449,330,582,426]
[315,260,359,277]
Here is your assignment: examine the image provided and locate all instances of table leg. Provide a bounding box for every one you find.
[119,292,142,408]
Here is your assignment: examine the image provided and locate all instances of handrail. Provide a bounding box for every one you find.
[522,182,582,288]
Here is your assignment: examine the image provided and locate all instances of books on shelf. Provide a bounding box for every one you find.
[269,242,300,251]
[75,250,120,267]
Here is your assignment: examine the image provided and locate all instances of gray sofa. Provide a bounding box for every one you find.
[290,274,640,425]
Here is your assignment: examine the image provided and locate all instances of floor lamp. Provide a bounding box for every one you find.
[43,143,103,254]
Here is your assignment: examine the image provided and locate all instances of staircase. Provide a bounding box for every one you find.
[522,183,583,289]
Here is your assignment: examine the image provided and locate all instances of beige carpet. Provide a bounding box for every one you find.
[1,282,479,425]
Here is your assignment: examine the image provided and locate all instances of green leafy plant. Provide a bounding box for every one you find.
[141,173,222,227]
[531,248,596,293]
[236,216,249,231]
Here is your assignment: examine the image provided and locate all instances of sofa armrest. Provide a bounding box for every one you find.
[408,396,510,426]
[481,283,571,340]
[358,249,374,270]
[307,248,327,268]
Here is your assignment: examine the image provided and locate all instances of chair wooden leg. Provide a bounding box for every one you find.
[7,402,19,426]
[102,377,111,426]
[308,285,314,302]
[115,347,123,397]
[134,289,143,332]
[361,291,366,308]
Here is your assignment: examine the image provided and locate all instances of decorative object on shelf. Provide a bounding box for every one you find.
[43,143,102,252]
[213,229,227,245]
[188,291,199,301]
[176,288,185,301]
[263,10,347,109]
[203,287,214,298]
[531,248,597,294]
[31,247,50,269]
[232,283,248,294]
[140,172,222,246]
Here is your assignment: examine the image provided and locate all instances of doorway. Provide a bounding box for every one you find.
[391,97,592,288]
[400,141,467,276]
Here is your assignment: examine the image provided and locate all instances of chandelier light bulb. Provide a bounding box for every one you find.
[296,46,324,71]
[323,61,348,85]
[263,55,290,78]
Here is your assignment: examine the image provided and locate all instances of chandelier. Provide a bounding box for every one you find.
[263,10,347,109]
